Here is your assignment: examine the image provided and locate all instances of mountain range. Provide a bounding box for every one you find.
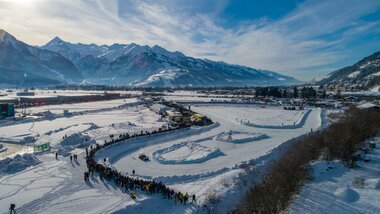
[0,30,81,87]
[0,29,299,87]
[318,51,380,90]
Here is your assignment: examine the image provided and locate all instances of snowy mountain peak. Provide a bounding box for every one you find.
[49,36,64,44]
[0,29,17,44]
[38,36,300,87]
[0,30,82,86]
[0,29,6,39]
[42,37,186,62]
[152,45,169,53]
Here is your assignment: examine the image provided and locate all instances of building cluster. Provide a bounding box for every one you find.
[0,92,124,107]
[0,90,133,119]
[149,101,211,127]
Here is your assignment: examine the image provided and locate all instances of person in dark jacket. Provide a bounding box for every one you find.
[9,203,16,214]
[192,194,196,203]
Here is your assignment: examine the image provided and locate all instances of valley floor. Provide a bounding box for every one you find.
[0,100,322,213]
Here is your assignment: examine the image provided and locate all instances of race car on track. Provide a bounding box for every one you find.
[139,153,150,161]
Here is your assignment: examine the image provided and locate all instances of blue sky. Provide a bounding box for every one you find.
[1,0,380,80]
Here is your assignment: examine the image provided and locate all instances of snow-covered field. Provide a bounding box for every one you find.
[22,98,138,115]
[197,104,307,127]
[0,101,323,213]
[0,103,167,159]
[289,138,380,214]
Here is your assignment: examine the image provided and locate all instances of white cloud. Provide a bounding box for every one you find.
[0,0,379,80]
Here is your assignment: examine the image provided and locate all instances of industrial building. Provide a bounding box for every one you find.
[0,92,123,118]
[16,90,35,96]
[16,93,120,106]
[19,95,59,106]
[0,97,19,105]
[57,94,103,103]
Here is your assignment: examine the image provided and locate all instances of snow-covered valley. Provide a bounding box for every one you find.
[0,98,324,213]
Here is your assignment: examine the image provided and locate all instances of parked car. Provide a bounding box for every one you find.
[139,153,149,161]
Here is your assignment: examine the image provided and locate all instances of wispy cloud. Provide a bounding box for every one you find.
[0,0,379,80]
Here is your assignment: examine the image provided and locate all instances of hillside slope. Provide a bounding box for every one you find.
[318,51,380,90]
[0,30,82,87]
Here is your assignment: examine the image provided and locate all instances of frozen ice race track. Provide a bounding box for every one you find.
[152,138,225,165]
[97,105,321,180]
[0,103,322,214]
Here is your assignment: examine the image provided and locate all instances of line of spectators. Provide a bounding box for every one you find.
[84,125,197,204]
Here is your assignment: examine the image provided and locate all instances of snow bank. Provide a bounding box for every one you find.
[153,139,224,164]
[334,187,359,203]
[0,135,36,145]
[0,154,41,175]
[58,133,96,157]
[57,123,99,156]
[0,144,7,153]
[365,178,380,190]
[215,131,269,143]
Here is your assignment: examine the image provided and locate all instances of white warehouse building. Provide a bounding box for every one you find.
[149,103,170,115]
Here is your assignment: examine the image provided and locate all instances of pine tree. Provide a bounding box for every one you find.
[293,86,298,98]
